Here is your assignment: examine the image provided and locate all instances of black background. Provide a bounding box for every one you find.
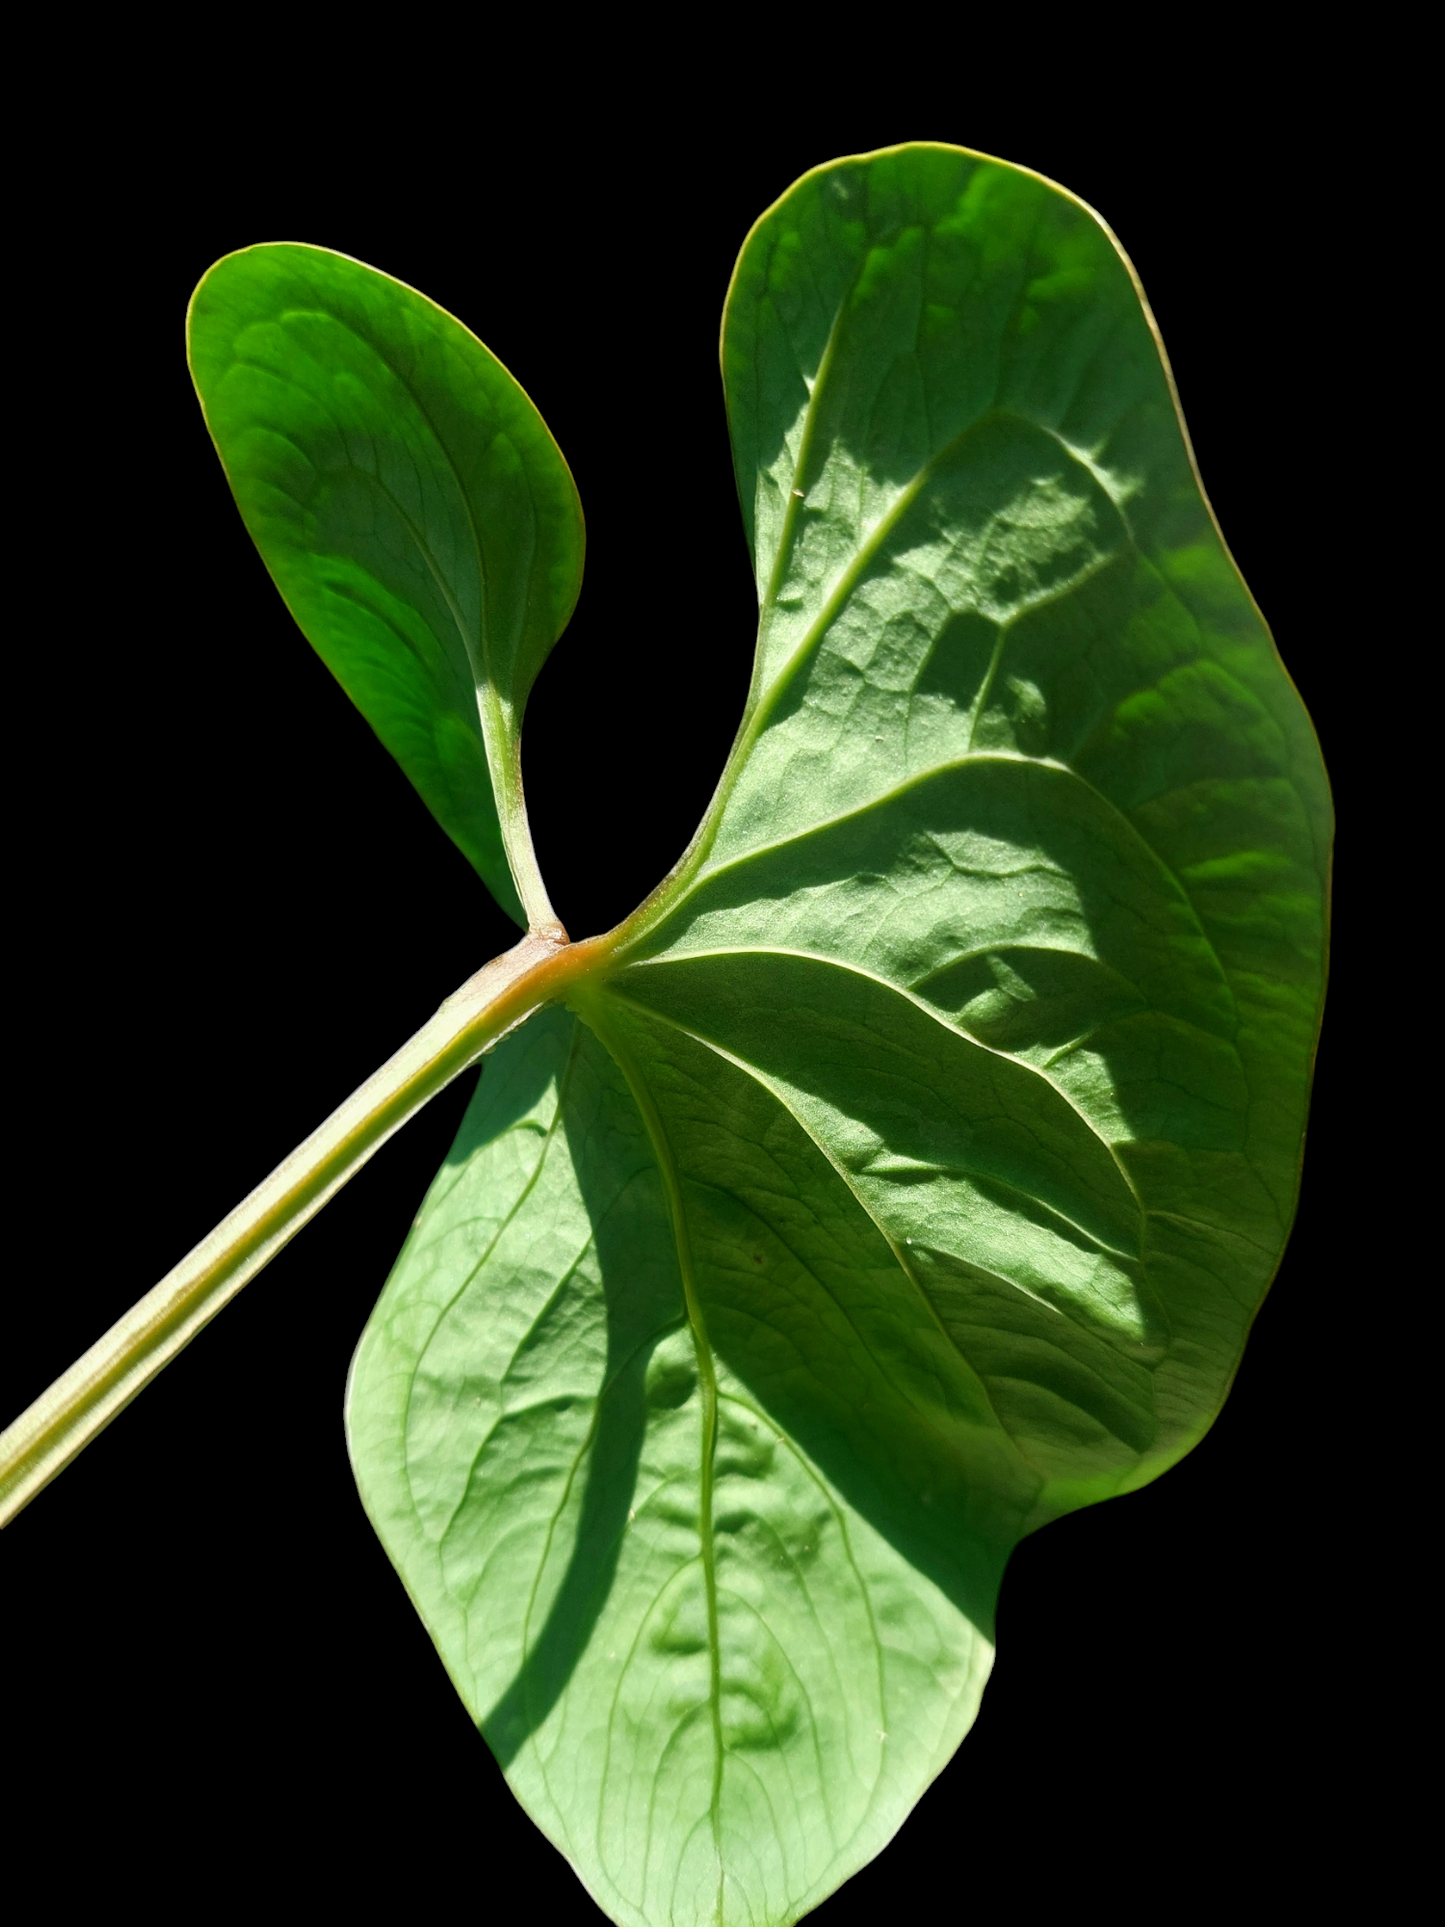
[5,63,1371,1921]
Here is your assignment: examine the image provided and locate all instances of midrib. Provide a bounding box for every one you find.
[572,991,726,1895]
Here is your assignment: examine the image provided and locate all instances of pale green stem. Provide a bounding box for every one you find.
[0,925,605,1528]
[480,688,556,931]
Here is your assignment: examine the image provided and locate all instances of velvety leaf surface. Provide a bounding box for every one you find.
[188,245,583,923]
[347,145,1330,1925]
[349,1007,995,1926]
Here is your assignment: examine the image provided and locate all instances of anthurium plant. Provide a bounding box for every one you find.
[0,143,1330,1926]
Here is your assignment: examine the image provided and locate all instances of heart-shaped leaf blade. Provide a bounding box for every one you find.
[347,145,1330,1926]
[187,244,583,926]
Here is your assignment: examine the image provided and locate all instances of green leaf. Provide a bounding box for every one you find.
[347,144,1330,1925]
[187,243,583,927]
